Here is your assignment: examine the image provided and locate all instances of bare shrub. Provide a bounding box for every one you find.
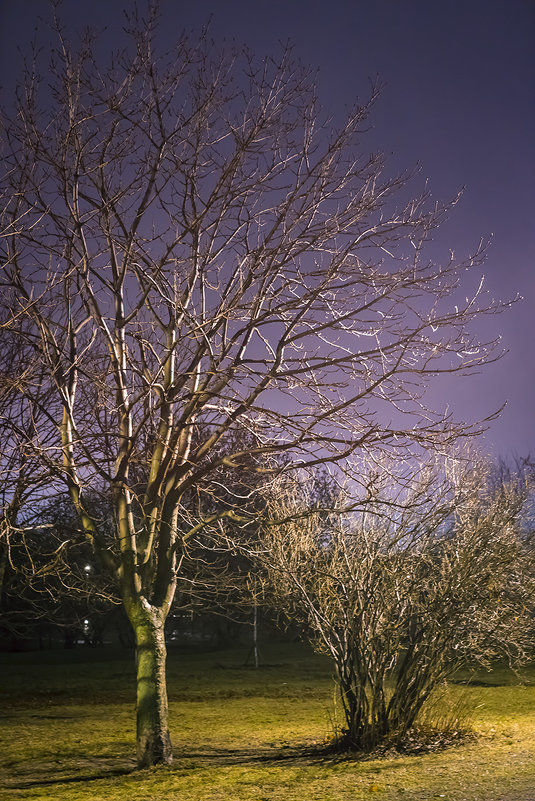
[263,458,534,751]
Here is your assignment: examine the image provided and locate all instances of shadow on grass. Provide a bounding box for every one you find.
[6,734,468,790]
[450,679,506,687]
[8,766,133,789]
[5,744,346,789]
[3,754,136,790]
[172,730,473,769]
[172,743,409,768]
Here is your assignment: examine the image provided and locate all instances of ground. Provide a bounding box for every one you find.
[1,642,534,800]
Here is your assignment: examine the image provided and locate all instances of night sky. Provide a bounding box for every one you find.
[1,0,533,460]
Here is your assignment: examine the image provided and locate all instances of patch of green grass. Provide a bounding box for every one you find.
[1,643,534,800]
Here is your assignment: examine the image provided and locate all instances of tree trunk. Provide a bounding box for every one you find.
[131,606,173,767]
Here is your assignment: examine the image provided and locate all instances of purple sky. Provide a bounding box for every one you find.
[1,0,533,460]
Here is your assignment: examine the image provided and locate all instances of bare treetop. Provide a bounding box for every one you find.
[2,22,505,479]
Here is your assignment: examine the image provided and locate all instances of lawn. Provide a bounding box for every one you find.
[1,642,534,801]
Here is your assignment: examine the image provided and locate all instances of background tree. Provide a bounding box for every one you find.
[0,7,507,766]
[262,458,535,751]
[0,329,55,614]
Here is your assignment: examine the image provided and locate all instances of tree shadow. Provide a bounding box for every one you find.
[5,744,324,789]
[4,756,136,790]
[5,735,455,790]
[8,766,133,789]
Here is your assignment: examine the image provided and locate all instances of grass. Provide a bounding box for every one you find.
[1,642,535,801]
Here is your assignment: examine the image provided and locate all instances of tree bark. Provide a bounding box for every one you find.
[131,605,173,767]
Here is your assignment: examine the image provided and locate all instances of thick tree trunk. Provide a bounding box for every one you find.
[131,606,173,767]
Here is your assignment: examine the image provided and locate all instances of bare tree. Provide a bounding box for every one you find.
[0,7,508,765]
[262,458,534,751]
[0,331,54,602]
[0,331,118,648]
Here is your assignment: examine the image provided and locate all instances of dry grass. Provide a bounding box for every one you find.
[1,643,534,801]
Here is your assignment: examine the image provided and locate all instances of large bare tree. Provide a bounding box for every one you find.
[0,8,507,766]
